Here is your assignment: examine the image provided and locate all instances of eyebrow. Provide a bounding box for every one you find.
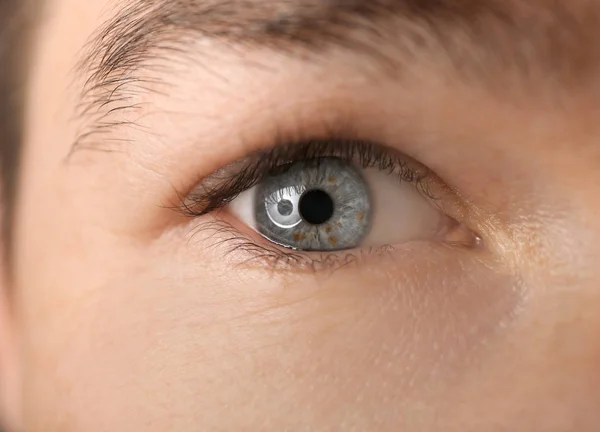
[81,0,494,88]
[73,0,600,154]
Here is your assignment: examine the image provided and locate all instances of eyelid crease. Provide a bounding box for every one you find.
[176,138,435,218]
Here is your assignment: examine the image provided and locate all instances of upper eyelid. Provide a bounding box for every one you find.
[69,0,592,160]
[178,139,435,218]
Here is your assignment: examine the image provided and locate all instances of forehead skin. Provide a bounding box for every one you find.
[14,0,600,431]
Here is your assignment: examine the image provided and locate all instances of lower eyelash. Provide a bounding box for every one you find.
[186,218,397,273]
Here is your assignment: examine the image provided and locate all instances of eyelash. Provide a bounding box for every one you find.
[188,218,402,272]
[178,138,436,218]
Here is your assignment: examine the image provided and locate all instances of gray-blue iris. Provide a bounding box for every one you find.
[255,157,372,251]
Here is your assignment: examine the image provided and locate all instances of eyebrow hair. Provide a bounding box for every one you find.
[73,0,600,154]
[81,0,493,87]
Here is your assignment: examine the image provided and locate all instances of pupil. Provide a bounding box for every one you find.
[299,189,335,225]
[277,199,294,216]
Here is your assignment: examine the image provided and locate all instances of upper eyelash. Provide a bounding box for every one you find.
[177,138,433,218]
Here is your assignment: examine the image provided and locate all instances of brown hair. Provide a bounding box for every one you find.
[0,0,33,257]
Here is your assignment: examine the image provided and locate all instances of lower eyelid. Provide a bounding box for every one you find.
[187,215,477,275]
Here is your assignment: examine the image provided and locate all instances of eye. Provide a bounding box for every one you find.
[181,139,473,255]
[225,150,456,252]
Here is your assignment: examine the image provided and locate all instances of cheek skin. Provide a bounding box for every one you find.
[18,220,520,431]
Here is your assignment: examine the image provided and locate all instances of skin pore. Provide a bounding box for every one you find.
[2,0,600,430]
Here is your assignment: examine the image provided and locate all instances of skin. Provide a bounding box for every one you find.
[2,0,600,430]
